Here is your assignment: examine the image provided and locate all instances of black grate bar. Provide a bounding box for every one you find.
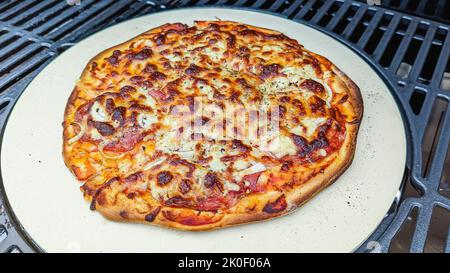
[292,0,317,20]
[20,1,75,31]
[431,30,450,90]
[0,39,32,64]
[436,0,448,19]
[356,9,384,49]
[398,0,409,11]
[372,13,402,62]
[52,1,142,43]
[0,1,18,14]
[0,44,44,75]
[268,0,288,12]
[252,0,272,9]
[325,0,352,31]
[114,1,155,24]
[416,0,428,15]
[409,25,437,82]
[310,0,336,25]
[426,103,450,186]
[414,90,437,146]
[0,33,22,58]
[380,201,418,252]
[32,0,100,35]
[389,20,418,74]
[341,4,366,39]
[215,0,231,5]
[0,50,52,91]
[196,0,213,5]
[0,0,39,21]
[7,1,61,27]
[282,0,306,18]
[410,205,433,252]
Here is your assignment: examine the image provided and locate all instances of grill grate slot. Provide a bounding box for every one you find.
[409,88,427,115]
[47,1,137,42]
[424,205,450,253]
[21,1,76,31]
[440,143,450,199]
[418,29,447,85]
[389,206,419,253]
[421,97,449,177]
[379,17,410,68]
[331,3,358,34]
[10,1,62,27]
[316,1,342,27]
[32,0,102,35]
[0,0,41,22]
[348,8,375,43]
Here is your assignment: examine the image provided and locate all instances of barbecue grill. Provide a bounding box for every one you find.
[0,0,448,253]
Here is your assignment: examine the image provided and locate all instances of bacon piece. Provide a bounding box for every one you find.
[196,196,230,211]
[243,172,263,191]
[124,172,142,183]
[164,196,193,207]
[91,121,115,136]
[300,79,325,95]
[103,129,144,153]
[263,195,287,213]
[260,63,281,79]
[148,89,168,100]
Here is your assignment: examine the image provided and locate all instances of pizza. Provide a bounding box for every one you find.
[62,21,363,230]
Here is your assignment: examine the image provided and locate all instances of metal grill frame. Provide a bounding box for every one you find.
[0,0,448,253]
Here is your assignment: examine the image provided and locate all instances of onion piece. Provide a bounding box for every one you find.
[234,163,266,181]
[143,156,167,171]
[241,163,266,175]
[67,122,85,145]
[98,141,126,159]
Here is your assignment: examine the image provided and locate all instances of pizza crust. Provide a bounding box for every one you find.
[63,21,363,231]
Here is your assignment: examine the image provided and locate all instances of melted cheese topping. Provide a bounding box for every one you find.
[63,21,353,214]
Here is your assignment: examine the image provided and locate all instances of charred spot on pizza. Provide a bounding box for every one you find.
[132,47,153,60]
[157,171,173,186]
[179,179,192,194]
[263,195,287,213]
[144,207,161,222]
[119,211,129,219]
[204,172,219,189]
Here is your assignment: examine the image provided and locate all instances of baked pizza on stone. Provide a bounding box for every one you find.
[62,21,363,230]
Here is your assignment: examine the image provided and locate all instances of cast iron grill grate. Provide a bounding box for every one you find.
[0,0,448,253]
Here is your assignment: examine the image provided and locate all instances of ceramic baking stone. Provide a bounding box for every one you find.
[1,8,406,253]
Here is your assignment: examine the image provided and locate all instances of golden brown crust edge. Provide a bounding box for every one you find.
[63,21,364,231]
